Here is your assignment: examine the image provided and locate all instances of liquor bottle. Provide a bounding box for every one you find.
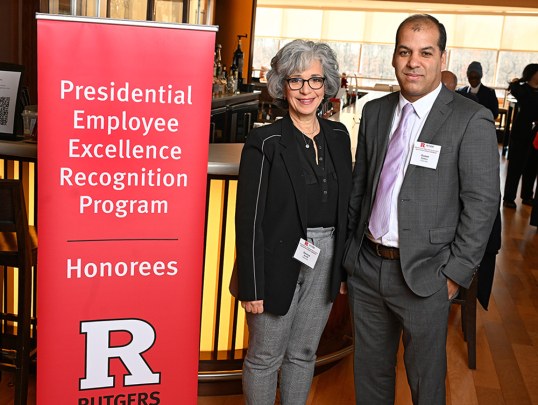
[220,65,228,95]
[234,34,247,85]
[216,44,223,78]
[227,72,235,94]
[212,51,219,96]
[233,70,239,93]
[230,54,238,81]
[213,51,217,78]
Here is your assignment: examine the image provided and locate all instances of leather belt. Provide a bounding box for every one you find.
[366,238,400,260]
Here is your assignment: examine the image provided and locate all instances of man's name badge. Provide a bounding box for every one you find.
[293,238,321,269]
[410,142,442,169]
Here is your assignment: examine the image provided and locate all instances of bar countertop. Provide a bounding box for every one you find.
[211,91,260,109]
[208,143,243,175]
[0,139,37,160]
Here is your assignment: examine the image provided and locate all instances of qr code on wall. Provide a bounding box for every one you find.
[0,97,10,126]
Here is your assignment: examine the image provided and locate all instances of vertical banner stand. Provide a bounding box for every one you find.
[37,14,217,404]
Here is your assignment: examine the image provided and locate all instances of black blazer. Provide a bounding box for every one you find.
[457,84,499,120]
[235,114,353,316]
[508,82,538,142]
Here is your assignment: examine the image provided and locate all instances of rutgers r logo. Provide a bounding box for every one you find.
[421,143,425,147]
[305,241,309,246]
[79,319,161,390]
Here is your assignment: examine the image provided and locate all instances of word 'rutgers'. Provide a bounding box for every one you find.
[79,391,160,405]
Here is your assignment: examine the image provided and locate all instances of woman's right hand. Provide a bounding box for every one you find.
[241,300,264,314]
[511,77,519,83]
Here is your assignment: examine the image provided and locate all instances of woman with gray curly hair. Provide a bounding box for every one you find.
[232,39,353,404]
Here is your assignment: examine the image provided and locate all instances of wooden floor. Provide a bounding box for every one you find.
[196,152,538,404]
[2,152,538,405]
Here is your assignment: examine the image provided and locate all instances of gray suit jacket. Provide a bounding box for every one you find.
[343,85,499,297]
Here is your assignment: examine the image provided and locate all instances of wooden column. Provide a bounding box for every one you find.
[0,0,41,104]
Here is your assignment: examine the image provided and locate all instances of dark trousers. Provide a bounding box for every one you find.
[532,163,538,226]
[347,242,452,405]
[504,139,538,202]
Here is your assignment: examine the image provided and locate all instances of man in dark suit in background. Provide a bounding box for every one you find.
[344,15,499,404]
[457,61,499,120]
[442,69,502,311]
[442,70,478,102]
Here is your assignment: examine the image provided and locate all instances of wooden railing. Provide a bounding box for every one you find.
[0,152,38,356]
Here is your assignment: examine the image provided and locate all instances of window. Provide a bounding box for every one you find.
[448,49,497,87]
[325,42,361,74]
[252,8,538,91]
[252,38,280,69]
[155,0,184,23]
[48,0,212,23]
[109,0,148,20]
[360,44,395,80]
[496,51,538,87]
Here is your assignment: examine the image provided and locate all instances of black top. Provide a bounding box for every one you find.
[293,125,338,228]
[456,84,499,120]
[508,82,538,142]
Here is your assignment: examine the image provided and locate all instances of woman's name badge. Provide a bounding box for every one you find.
[410,142,441,169]
[293,239,321,269]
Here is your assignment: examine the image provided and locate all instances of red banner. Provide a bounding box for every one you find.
[37,15,216,404]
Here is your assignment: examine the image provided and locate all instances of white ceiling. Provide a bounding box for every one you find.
[257,0,538,15]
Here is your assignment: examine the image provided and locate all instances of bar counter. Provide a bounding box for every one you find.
[0,139,37,161]
[211,91,260,109]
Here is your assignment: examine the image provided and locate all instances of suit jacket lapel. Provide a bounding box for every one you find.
[280,114,308,233]
[371,92,399,207]
[403,85,453,183]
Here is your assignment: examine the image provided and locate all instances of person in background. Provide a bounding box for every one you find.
[441,70,478,101]
[457,61,499,120]
[442,69,502,310]
[344,15,499,404]
[440,70,457,91]
[233,39,352,405]
[502,63,538,209]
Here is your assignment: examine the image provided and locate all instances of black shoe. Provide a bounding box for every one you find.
[503,200,517,209]
[522,198,534,206]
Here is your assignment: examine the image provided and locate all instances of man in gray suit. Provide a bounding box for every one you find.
[343,14,499,404]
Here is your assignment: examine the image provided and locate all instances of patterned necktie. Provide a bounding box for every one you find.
[369,103,415,240]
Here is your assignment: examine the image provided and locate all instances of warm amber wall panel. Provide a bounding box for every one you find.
[0,0,40,104]
[0,1,18,64]
[215,0,256,82]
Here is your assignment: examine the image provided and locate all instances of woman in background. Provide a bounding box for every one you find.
[503,63,538,209]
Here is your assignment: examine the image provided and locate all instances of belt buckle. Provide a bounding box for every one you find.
[375,243,382,258]
[376,242,395,260]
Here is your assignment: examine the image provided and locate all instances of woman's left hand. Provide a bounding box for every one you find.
[339,282,347,294]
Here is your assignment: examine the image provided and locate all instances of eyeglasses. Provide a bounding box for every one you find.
[285,77,326,90]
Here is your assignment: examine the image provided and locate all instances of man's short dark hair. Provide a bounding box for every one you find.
[394,14,447,54]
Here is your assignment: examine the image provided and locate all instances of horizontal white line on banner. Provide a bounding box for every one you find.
[35,13,219,32]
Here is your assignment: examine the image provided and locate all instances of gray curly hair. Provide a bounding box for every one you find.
[267,40,340,109]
